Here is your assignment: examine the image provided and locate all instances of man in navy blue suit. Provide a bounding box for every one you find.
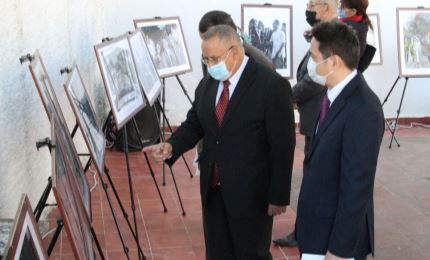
[296,21,384,260]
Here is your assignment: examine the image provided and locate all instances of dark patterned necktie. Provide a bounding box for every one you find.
[319,92,331,125]
[215,80,230,126]
[211,80,230,187]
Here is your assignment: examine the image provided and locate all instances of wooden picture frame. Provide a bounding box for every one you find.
[368,13,383,65]
[28,50,61,121]
[397,7,430,77]
[64,64,106,174]
[134,16,193,78]
[94,34,146,129]
[51,113,95,260]
[28,50,91,218]
[128,30,163,106]
[3,195,48,260]
[241,4,293,78]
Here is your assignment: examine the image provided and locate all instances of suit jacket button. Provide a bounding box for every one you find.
[216,141,219,144]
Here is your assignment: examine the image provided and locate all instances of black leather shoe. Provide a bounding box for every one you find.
[273,231,297,247]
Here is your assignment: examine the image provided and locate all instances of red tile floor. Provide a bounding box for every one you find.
[46,127,430,259]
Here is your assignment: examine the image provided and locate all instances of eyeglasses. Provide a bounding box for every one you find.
[307,1,327,9]
[201,46,235,66]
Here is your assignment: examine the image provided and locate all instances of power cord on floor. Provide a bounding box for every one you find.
[88,165,98,192]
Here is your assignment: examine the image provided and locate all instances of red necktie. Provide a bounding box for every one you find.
[211,80,230,187]
[215,80,230,127]
[318,92,330,125]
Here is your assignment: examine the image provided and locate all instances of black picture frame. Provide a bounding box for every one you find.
[241,4,293,78]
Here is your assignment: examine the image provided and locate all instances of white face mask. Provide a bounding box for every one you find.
[307,56,334,86]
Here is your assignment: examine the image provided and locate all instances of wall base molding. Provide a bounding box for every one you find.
[164,117,430,133]
[385,117,430,125]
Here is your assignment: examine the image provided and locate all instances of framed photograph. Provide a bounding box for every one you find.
[28,50,61,121]
[128,30,163,106]
[28,51,91,218]
[64,64,106,174]
[134,17,193,78]
[95,34,146,129]
[3,195,48,260]
[241,4,293,78]
[367,13,383,65]
[51,114,95,260]
[397,8,430,77]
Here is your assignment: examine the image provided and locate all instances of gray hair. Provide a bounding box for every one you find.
[202,24,241,46]
[323,0,339,9]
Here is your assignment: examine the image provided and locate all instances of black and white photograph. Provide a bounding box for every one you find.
[29,52,91,218]
[128,30,163,106]
[241,4,293,78]
[95,34,146,129]
[368,13,383,65]
[397,7,430,77]
[134,17,192,78]
[51,114,95,260]
[64,64,106,174]
[3,195,48,260]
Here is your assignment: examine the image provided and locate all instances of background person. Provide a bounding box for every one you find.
[274,0,339,247]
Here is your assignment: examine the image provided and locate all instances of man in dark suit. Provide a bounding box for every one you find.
[194,10,276,176]
[273,0,339,247]
[143,25,296,259]
[296,21,384,260]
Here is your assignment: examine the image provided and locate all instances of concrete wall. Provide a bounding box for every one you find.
[1,0,429,217]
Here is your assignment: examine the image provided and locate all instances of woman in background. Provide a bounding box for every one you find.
[339,0,372,58]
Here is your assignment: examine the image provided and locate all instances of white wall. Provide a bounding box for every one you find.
[1,0,429,217]
[0,0,107,217]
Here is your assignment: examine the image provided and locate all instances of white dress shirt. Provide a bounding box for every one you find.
[215,55,249,105]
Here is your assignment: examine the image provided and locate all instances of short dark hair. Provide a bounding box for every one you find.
[198,10,237,34]
[202,24,241,46]
[312,21,360,70]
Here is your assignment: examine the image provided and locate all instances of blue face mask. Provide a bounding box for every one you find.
[207,50,235,81]
[338,8,347,18]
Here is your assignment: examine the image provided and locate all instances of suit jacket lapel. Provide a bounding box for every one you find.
[221,58,257,128]
[306,74,361,161]
[206,78,219,134]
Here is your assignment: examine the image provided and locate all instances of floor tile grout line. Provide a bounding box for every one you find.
[137,194,155,260]
[166,166,199,258]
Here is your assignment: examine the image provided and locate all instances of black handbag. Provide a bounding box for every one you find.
[358,44,376,73]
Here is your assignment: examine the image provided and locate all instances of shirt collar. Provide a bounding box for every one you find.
[327,70,357,106]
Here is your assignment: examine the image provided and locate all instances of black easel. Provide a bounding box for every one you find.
[45,219,105,259]
[381,76,410,149]
[32,138,105,260]
[132,116,185,216]
[174,75,193,104]
[160,77,194,183]
[60,63,149,259]
[121,124,145,259]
